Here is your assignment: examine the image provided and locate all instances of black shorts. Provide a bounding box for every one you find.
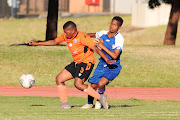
[65,62,94,83]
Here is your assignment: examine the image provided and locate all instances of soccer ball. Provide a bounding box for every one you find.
[19,73,35,88]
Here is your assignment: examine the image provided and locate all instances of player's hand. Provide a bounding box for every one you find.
[106,60,116,65]
[95,39,104,48]
[26,40,37,45]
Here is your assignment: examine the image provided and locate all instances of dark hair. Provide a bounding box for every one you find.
[112,16,123,26]
[63,21,77,29]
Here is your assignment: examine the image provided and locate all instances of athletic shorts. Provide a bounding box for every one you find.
[65,62,94,83]
[88,62,122,85]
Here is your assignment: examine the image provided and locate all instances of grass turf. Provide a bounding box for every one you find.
[0,44,179,87]
[0,15,180,87]
[0,96,180,120]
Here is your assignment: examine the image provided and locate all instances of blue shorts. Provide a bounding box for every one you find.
[88,62,122,85]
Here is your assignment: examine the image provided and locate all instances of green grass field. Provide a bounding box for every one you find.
[0,15,180,120]
[0,15,180,87]
[1,96,180,120]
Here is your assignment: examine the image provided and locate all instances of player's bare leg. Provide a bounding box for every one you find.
[56,68,73,109]
[74,78,101,100]
[81,84,97,109]
[98,77,109,109]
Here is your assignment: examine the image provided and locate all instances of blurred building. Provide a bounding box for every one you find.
[132,1,171,27]
[0,0,139,18]
[0,0,171,27]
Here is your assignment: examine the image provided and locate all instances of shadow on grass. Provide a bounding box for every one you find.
[29,104,141,109]
[10,41,67,46]
[30,105,45,106]
[72,104,141,109]
[10,43,67,46]
[109,104,141,108]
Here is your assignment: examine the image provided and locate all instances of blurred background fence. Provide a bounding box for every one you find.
[0,0,171,28]
[0,0,140,18]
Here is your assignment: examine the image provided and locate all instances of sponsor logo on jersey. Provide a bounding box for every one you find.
[106,39,110,42]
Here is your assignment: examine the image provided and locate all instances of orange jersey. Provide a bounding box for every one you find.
[55,31,95,64]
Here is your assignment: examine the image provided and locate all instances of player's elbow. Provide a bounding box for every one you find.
[111,51,121,59]
[112,55,118,60]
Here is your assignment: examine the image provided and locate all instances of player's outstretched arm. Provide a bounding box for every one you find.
[91,45,115,65]
[26,40,59,46]
[87,33,96,38]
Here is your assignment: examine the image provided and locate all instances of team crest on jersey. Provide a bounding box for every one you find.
[69,43,72,47]
[106,39,110,42]
[73,39,77,43]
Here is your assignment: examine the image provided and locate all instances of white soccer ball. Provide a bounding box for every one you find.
[19,73,35,88]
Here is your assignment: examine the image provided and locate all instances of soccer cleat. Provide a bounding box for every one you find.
[99,94,108,109]
[81,104,93,109]
[60,102,71,109]
[95,101,102,109]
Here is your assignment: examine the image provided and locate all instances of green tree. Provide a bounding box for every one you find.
[149,0,180,45]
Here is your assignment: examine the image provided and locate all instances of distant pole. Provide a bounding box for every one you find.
[11,0,13,17]
[11,0,18,17]
[60,0,63,18]
[27,0,29,14]
[35,0,37,13]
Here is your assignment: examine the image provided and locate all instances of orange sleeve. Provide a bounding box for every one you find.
[80,34,95,48]
[55,33,65,43]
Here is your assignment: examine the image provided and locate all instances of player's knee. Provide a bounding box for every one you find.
[56,75,63,85]
[55,76,59,85]
[74,82,80,89]
[98,82,105,88]
[74,81,84,91]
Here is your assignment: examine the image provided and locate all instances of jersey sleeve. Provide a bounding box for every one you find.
[55,33,65,43]
[115,33,124,51]
[80,34,95,48]
[95,30,108,39]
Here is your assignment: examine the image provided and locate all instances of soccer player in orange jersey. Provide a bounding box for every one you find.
[26,21,114,109]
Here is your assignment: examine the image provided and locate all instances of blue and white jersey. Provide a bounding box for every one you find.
[95,30,124,67]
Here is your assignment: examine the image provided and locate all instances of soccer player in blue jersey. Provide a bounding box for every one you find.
[81,16,124,109]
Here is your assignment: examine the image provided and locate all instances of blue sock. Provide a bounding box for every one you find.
[88,102,92,104]
[98,88,105,94]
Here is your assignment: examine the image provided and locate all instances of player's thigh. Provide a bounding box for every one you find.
[56,68,73,84]
[103,68,120,82]
[88,66,104,85]
[74,77,88,91]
